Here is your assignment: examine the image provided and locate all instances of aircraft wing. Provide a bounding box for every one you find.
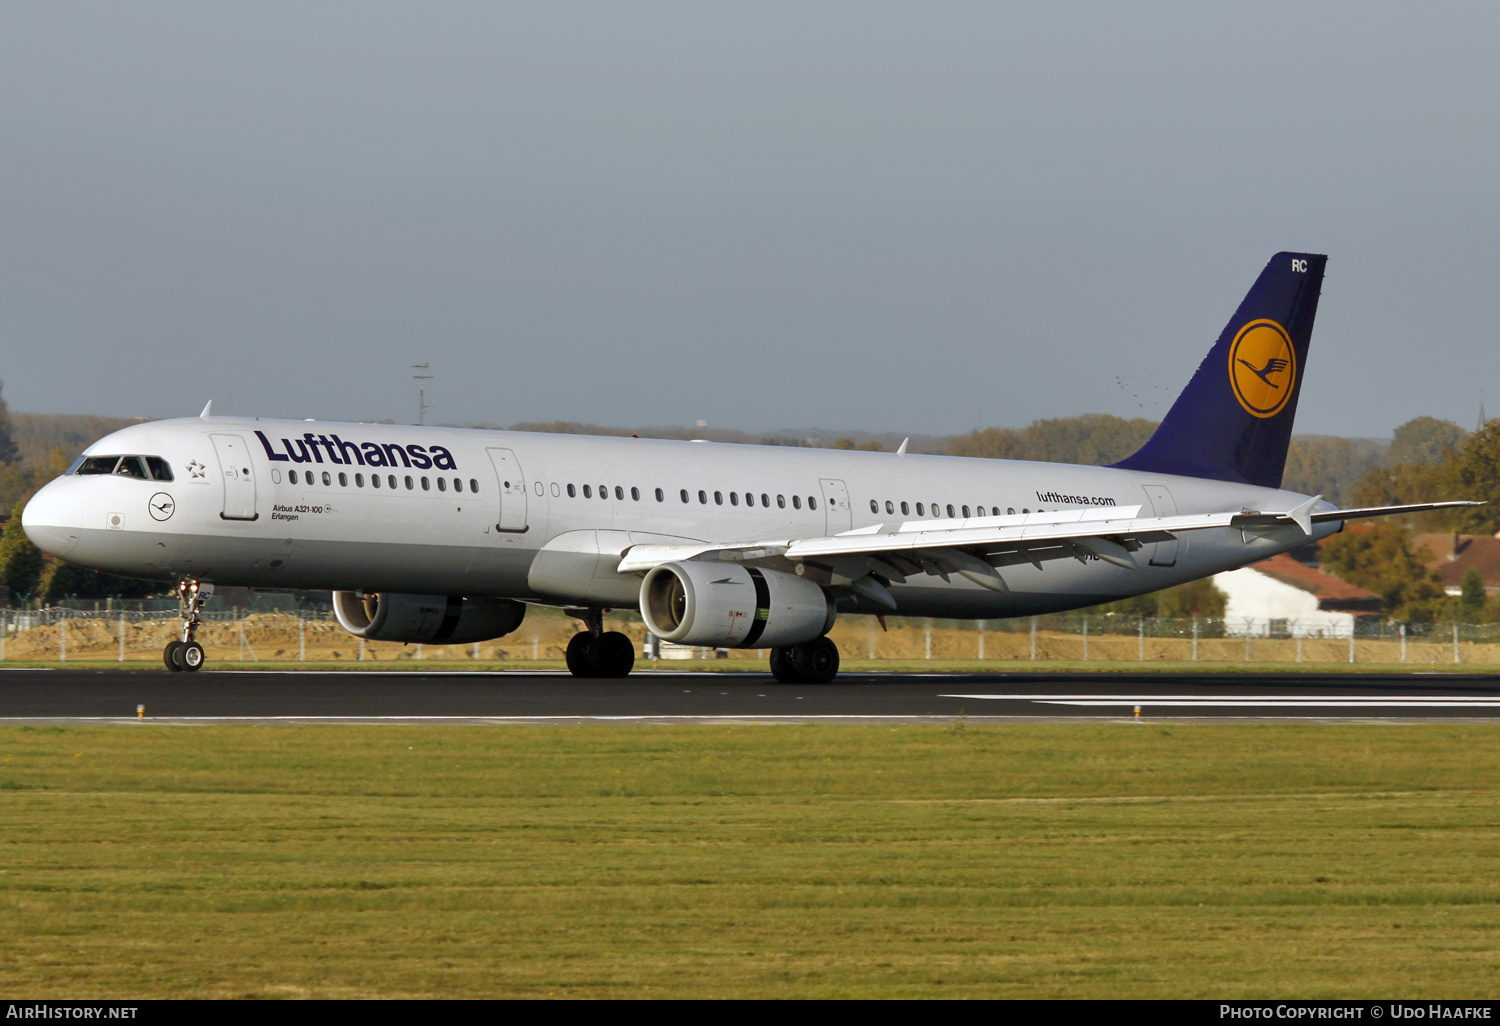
[615,498,1482,609]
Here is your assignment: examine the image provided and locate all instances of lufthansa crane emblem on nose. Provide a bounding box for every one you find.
[149,493,176,521]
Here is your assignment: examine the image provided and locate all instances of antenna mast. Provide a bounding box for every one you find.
[411,364,433,426]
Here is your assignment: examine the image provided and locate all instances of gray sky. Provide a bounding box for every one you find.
[3,2,1496,438]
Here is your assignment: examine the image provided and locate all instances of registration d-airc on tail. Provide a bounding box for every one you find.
[22,253,1478,681]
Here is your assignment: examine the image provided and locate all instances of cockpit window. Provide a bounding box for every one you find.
[74,455,175,481]
[114,457,149,479]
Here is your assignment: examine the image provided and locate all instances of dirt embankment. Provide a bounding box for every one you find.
[1,613,1486,665]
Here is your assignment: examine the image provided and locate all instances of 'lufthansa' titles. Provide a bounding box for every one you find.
[254,430,458,470]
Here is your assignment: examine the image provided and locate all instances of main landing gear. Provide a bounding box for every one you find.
[769,637,840,684]
[163,578,210,673]
[564,607,635,678]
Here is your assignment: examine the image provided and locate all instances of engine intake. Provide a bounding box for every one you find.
[640,562,834,648]
[332,592,526,645]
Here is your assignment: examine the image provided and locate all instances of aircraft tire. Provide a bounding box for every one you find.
[591,631,635,678]
[769,646,798,683]
[163,641,184,672]
[565,633,597,678]
[180,642,205,672]
[790,637,839,684]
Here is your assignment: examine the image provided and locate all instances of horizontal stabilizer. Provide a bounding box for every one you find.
[1232,500,1483,533]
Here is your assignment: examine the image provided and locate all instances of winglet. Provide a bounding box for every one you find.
[1287,493,1321,535]
[896,438,908,456]
[199,400,213,419]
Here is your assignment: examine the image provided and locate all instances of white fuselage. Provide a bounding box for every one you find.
[22,416,1338,619]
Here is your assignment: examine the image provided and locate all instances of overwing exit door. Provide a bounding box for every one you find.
[819,478,852,535]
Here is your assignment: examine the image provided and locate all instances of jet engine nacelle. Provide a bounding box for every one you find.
[639,561,835,648]
[332,591,526,645]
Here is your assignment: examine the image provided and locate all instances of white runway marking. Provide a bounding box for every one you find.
[943,693,1500,708]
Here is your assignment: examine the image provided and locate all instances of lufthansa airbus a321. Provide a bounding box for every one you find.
[21,253,1475,681]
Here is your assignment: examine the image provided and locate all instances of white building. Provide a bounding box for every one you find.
[1212,553,1382,637]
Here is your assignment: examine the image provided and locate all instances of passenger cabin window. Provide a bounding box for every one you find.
[655,488,664,502]
[388,475,397,489]
[901,502,909,515]
[421,476,431,491]
[437,477,447,492]
[469,479,478,493]
[792,496,801,509]
[323,472,332,486]
[808,497,817,510]
[339,472,349,487]
[777,495,786,508]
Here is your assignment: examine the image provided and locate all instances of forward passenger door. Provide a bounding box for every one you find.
[210,433,258,521]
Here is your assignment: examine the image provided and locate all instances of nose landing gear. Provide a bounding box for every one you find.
[163,579,211,672]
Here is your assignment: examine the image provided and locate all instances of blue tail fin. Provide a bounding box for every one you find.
[1111,251,1326,488]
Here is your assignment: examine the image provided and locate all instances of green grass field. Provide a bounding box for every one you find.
[2,722,1498,998]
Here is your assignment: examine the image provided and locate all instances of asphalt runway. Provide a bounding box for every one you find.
[2,668,1500,721]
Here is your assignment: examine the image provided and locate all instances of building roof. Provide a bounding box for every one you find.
[1413,533,1500,590]
[1248,553,1383,612]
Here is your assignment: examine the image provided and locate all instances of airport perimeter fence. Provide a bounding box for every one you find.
[3,605,1500,666]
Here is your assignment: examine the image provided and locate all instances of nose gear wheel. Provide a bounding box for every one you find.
[165,579,211,672]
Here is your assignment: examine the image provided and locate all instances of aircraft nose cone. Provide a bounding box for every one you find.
[21,484,81,557]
